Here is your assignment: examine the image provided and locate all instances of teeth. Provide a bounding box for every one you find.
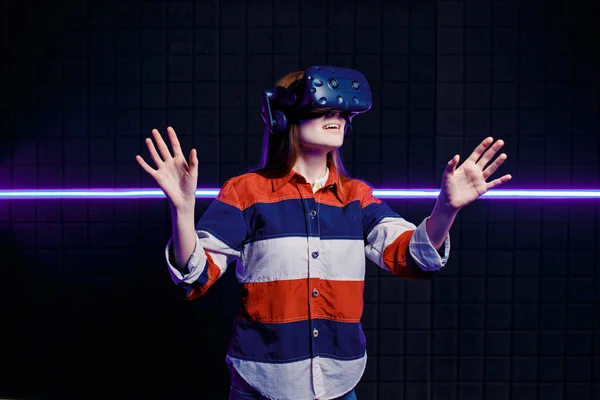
[323,124,340,129]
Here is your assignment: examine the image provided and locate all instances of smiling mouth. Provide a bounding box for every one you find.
[322,124,341,130]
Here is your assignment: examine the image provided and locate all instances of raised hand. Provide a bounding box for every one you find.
[136,127,198,212]
[439,137,512,211]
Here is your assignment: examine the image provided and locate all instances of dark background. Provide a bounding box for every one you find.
[1,0,599,399]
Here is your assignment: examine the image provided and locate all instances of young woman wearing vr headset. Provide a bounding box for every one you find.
[136,66,511,400]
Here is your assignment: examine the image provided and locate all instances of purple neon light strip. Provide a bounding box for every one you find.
[0,189,599,199]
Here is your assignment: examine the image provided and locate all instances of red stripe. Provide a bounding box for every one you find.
[226,173,372,210]
[383,230,432,279]
[187,253,221,300]
[237,278,364,324]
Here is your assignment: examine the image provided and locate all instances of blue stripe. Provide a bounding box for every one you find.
[196,260,211,285]
[176,260,210,297]
[197,200,247,252]
[361,202,401,240]
[242,200,364,243]
[228,319,366,363]
[311,319,367,360]
[317,202,364,240]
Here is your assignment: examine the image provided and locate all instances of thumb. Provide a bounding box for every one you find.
[445,154,459,174]
[189,148,199,173]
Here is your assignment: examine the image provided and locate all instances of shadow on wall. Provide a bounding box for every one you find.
[2,2,70,167]
[0,231,26,395]
[0,220,242,399]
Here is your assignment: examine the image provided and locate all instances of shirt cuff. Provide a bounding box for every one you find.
[165,233,208,284]
[408,217,450,271]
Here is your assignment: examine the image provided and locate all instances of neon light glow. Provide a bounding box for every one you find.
[0,189,599,199]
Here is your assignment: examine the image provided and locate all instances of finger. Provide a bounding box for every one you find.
[485,174,512,191]
[167,126,184,157]
[466,137,494,164]
[482,153,508,179]
[189,148,198,173]
[445,154,460,175]
[145,137,164,167]
[477,139,505,168]
[152,129,173,161]
[135,155,157,177]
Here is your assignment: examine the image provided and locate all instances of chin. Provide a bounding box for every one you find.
[320,128,345,146]
[301,140,343,153]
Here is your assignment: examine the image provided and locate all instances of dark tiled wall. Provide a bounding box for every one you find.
[1,1,598,399]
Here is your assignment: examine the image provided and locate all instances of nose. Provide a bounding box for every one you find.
[326,111,340,118]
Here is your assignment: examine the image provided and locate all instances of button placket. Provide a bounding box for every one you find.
[305,194,323,355]
[305,197,321,275]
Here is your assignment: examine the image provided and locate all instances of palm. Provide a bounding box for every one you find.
[136,127,198,209]
[440,137,512,210]
[155,152,197,204]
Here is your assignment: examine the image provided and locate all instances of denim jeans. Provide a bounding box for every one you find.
[228,367,358,400]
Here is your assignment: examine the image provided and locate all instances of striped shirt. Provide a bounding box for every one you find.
[166,166,450,400]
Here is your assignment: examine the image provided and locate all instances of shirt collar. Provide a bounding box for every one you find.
[312,168,329,192]
[271,165,341,194]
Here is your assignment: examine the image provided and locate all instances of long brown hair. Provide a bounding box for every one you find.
[257,70,350,184]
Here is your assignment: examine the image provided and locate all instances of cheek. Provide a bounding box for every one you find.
[300,121,323,136]
[311,119,325,130]
[299,119,321,130]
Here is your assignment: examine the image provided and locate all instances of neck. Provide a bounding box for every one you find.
[292,149,328,185]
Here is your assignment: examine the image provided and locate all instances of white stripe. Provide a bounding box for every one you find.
[166,230,240,285]
[317,355,367,399]
[365,216,417,269]
[239,237,365,283]
[409,217,451,271]
[365,216,451,272]
[227,353,366,400]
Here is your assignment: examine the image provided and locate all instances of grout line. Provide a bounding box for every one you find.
[429,1,439,398]
[455,0,467,397]
[484,0,493,395]
[537,1,549,397]
[509,1,522,398]
[562,1,576,398]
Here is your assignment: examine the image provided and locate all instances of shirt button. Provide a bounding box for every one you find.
[312,289,319,298]
[311,251,319,259]
[313,329,319,338]
[309,209,317,218]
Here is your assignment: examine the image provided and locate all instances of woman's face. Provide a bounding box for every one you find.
[297,111,347,153]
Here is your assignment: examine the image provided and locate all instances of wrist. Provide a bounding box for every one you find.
[433,195,459,218]
[170,201,195,217]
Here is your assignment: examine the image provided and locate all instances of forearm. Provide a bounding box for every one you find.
[170,204,198,271]
[426,198,458,250]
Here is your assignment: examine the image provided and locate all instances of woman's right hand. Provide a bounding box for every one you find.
[136,126,198,212]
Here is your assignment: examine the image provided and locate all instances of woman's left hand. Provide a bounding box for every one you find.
[440,137,512,211]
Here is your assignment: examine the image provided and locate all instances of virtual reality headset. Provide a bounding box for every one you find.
[260,65,373,135]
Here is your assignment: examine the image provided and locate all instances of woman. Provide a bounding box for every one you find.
[136,69,511,400]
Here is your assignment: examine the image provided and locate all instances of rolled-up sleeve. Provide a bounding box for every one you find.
[166,233,207,284]
[164,178,247,300]
[408,216,450,271]
[361,186,450,278]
